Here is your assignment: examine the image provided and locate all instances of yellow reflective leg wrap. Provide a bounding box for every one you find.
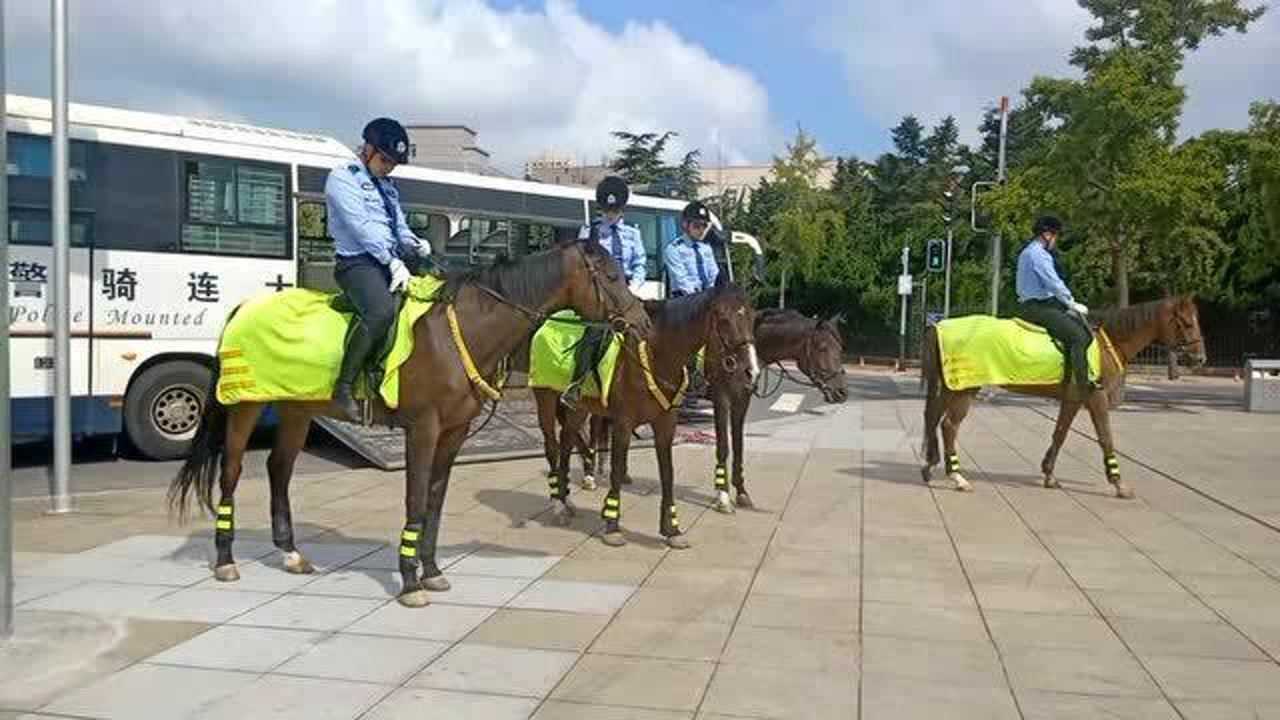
[946,454,960,474]
[602,495,620,520]
[1105,455,1121,479]
[714,465,728,490]
[400,528,420,558]
[215,504,233,532]
[669,504,679,529]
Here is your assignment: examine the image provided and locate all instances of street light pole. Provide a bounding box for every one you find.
[989,96,1009,317]
[50,0,72,513]
[943,224,953,318]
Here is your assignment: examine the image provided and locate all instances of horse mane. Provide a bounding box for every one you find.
[433,241,573,308]
[650,283,747,329]
[1093,297,1174,336]
[756,307,809,325]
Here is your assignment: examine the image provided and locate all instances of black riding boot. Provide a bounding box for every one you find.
[561,327,605,409]
[334,319,378,423]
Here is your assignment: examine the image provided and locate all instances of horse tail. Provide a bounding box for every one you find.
[169,307,239,520]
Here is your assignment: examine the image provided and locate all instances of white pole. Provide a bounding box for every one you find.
[943,225,953,318]
[1,0,15,640]
[50,0,72,513]
[989,96,1009,317]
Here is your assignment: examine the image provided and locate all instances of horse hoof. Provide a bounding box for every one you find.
[713,498,734,514]
[213,564,240,583]
[397,589,430,608]
[581,475,597,491]
[621,475,634,485]
[1114,483,1136,500]
[1044,475,1061,489]
[602,531,627,547]
[665,534,691,550]
[949,473,973,492]
[283,552,315,575]
[921,467,933,484]
[423,574,451,592]
[735,492,755,510]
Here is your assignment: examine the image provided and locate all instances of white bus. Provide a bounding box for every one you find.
[6,94,751,460]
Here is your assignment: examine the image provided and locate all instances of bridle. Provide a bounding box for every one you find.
[754,322,845,399]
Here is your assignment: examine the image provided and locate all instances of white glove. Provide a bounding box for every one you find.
[1070,301,1089,316]
[404,237,432,259]
[388,258,411,294]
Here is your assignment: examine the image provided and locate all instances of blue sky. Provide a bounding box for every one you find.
[5,1,1277,172]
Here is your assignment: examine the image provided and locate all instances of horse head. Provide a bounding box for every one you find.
[801,313,849,404]
[562,239,652,337]
[706,282,759,392]
[1164,295,1207,368]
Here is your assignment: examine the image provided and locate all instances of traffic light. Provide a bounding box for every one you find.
[926,239,945,273]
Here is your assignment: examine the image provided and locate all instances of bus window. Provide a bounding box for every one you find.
[406,211,449,256]
[6,132,90,180]
[8,207,93,247]
[508,221,559,257]
[297,200,331,262]
[181,158,290,258]
[93,142,181,252]
[455,216,511,266]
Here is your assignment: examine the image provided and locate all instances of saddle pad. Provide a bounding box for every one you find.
[936,314,1101,390]
[215,275,444,408]
[527,310,623,406]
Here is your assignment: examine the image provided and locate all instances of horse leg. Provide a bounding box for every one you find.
[579,417,598,491]
[537,391,560,482]
[654,411,689,549]
[941,391,974,492]
[920,389,946,485]
[420,423,469,591]
[268,405,315,575]
[213,404,263,582]
[601,417,634,547]
[397,418,439,608]
[551,406,587,526]
[1041,398,1083,489]
[1085,390,1133,499]
[730,391,753,510]
[711,387,733,514]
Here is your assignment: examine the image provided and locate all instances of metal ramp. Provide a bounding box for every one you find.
[312,387,672,471]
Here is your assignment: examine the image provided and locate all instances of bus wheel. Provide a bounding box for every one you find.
[124,360,212,461]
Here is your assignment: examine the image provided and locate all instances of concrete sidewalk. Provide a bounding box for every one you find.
[4,372,1280,719]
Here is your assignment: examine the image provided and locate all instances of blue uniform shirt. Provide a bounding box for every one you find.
[1016,238,1074,305]
[579,218,647,291]
[325,161,422,266]
[663,234,719,296]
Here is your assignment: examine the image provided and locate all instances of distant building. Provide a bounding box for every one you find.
[404,124,507,177]
[524,151,836,204]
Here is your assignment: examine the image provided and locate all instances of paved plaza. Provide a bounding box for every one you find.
[3,371,1280,719]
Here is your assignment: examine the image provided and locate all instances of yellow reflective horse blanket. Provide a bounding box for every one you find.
[935,315,1102,390]
[215,276,444,408]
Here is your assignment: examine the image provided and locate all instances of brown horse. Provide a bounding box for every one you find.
[532,281,758,548]
[554,309,850,512]
[707,308,850,513]
[169,240,651,607]
[920,296,1207,498]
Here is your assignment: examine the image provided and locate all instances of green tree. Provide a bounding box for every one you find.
[765,129,844,307]
[608,131,704,199]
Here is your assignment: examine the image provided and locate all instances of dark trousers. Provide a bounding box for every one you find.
[334,254,397,386]
[1016,298,1093,388]
[569,325,608,390]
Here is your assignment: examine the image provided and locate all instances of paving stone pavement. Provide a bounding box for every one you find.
[3,371,1279,719]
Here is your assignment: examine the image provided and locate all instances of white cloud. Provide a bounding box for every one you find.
[816,0,1279,143]
[3,0,777,173]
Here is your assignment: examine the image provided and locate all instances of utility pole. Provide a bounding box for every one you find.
[897,246,911,371]
[50,0,72,513]
[989,96,1009,317]
[1,0,13,640]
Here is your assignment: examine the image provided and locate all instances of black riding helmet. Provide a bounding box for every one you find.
[596,176,630,211]
[1033,215,1063,236]
[363,118,410,165]
[682,200,711,224]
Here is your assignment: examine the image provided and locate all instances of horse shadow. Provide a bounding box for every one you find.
[847,458,1112,497]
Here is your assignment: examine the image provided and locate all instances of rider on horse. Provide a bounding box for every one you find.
[326,117,433,422]
[561,175,648,409]
[663,200,719,298]
[1015,215,1097,396]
